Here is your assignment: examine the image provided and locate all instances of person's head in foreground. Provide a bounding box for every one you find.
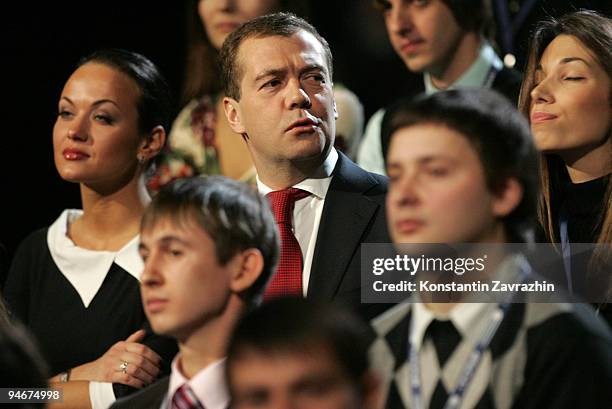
[139,176,279,346]
[383,88,538,245]
[226,297,381,409]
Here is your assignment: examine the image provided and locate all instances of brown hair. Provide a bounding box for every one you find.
[382,88,539,243]
[220,12,333,101]
[518,11,612,243]
[141,176,279,307]
[182,0,311,104]
[518,11,612,296]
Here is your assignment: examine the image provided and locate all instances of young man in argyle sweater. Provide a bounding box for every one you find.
[369,89,612,409]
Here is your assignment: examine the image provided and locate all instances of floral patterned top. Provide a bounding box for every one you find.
[148,94,256,192]
[148,85,363,192]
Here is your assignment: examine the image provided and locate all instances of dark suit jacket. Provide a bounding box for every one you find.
[110,376,169,409]
[307,151,390,319]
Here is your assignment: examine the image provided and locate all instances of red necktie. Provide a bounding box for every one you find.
[264,188,311,300]
[171,383,204,409]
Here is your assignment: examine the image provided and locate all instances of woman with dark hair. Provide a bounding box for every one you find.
[4,49,176,408]
[518,10,611,321]
[149,0,364,190]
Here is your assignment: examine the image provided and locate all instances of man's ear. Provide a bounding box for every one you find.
[229,248,264,294]
[223,97,247,134]
[139,125,166,161]
[491,177,523,218]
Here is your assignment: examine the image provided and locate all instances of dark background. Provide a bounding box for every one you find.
[1,1,610,284]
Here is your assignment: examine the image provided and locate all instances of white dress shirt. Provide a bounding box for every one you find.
[256,148,338,296]
[162,356,229,409]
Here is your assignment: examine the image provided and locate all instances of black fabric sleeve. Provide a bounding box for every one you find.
[2,230,46,324]
[512,310,612,409]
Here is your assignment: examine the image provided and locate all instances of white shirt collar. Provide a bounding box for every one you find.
[409,253,527,350]
[168,356,229,409]
[410,301,494,351]
[424,41,503,94]
[47,209,143,308]
[256,148,338,199]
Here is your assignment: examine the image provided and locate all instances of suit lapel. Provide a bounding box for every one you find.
[307,152,382,301]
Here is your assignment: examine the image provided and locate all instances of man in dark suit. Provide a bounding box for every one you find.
[221,13,390,318]
[357,0,523,175]
[111,177,279,409]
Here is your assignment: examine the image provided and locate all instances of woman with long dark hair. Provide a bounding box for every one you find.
[518,10,611,321]
[4,49,176,408]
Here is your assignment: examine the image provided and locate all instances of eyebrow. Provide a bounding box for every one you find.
[254,68,287,83]
[139,235,190,251]
[388,155,456,168]
[254,64,328,83]
[300,63,327,75]
[536,56,592,71]
[60,96,121,109]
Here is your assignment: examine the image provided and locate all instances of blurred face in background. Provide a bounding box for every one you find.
[199,0,281,50]
[529,34,611,162]
[380,0,465,76]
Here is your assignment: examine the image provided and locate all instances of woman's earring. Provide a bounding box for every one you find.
[137,155,146,165]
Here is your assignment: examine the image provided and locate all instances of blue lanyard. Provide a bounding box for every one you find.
[408,259,529,409]
[408,305,509,409]
[558,204,573,294]
[483,65,500,89]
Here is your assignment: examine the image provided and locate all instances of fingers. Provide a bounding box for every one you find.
[125,342,162,367]
[111,371,148,389]
[119,352,161,381]
[116,358,156,385]
[125,329,147,343]
[116,343,163,386]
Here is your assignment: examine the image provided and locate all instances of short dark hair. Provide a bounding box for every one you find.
[141,176,279,306]
[220,12,333,100]
[226,298,372,391]
[374,0,494,39]
[78,48,172,137]
[382,88,539,242]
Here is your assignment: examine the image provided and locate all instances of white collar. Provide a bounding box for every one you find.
[256,148,338,199]
[424,42,503,94]
[167,356,229,409]
[47,209,143,308]
[409,301,494,351]
[409,253,528,350]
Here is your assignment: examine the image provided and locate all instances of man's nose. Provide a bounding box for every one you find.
[287,80,312,110]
